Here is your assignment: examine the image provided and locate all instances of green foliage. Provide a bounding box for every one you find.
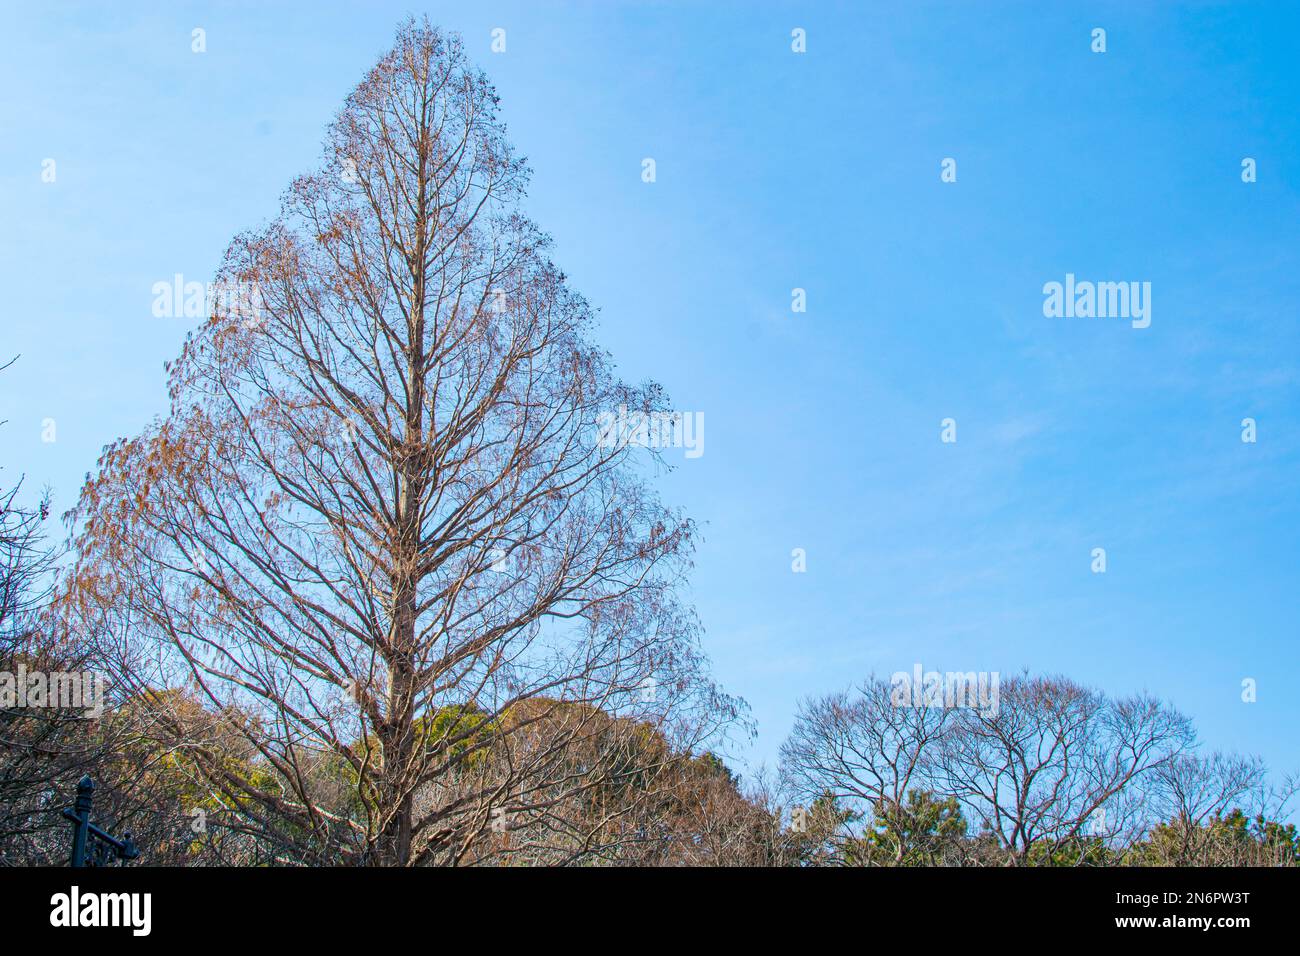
[1026,835,1115,867]
[855,790,967,866]
[1132,808,1300,866]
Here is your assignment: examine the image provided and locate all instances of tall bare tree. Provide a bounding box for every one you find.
[66,21,736,866]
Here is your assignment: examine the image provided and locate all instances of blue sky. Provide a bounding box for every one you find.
[1,2,1297,779]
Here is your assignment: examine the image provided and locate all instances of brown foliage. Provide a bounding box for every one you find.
[64,19,739,866]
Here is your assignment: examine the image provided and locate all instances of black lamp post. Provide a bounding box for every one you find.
[62,776,140,867]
